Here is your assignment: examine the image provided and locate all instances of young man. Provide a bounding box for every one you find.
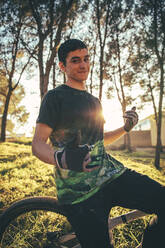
[32,39,165,248]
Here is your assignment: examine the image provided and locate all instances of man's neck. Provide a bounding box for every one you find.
[65,80,86,91]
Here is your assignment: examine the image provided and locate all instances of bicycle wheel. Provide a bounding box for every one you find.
[0,196,69,248]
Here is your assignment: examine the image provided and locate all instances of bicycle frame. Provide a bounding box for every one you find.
[0,196,147,247]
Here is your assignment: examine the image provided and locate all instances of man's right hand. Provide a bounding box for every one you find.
[54,145,92,172]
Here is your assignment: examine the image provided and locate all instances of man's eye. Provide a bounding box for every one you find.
[72,59,80,63]
[84,57,90,62]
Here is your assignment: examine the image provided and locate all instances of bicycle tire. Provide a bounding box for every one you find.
[0,196,65,243]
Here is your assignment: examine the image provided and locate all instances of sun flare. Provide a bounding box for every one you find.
[102,99,124,131]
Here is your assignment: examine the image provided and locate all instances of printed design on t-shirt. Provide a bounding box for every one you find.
[54,139,126,205]
[50,128,79,148]
[51,129,106,171]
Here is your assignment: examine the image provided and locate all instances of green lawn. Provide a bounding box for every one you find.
[0,139,165,248]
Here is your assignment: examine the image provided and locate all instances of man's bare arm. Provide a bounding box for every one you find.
[104,107,138,147]
[32,123,56,165]
[104,126,126,146]
[32,123,92,171]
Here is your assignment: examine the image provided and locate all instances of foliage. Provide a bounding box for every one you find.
[126,0,165,168]
[0,0,32,141]
[10,0,81,98]
[0,140,165,247]
[0,78,29,134]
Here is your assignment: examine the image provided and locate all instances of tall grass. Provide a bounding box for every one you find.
[0,139,165,247]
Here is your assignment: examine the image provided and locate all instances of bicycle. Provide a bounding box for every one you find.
[0,196,148,248]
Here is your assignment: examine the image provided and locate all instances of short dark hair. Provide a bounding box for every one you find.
[58,39,87,65]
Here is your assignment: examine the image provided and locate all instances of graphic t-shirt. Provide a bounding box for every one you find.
[37,84,126,205]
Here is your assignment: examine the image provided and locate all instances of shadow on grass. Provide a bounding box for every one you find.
[0,155,17,163]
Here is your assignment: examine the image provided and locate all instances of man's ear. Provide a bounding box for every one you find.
[59,61,66,73]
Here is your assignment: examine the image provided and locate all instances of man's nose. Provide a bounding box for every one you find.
[79,60,86,68]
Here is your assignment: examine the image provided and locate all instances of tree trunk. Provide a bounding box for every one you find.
[99,48,104,100]
[154,63,164,169]
[155,126,161,170]
[153,0,164,169]
[96,0,110,101]
[89,36,97,94]
[123,132,132,151]
[115,28,133,152]
[53,62,56,88]
[0,89,12,142]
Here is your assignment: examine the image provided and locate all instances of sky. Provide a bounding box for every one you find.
[15,76,40,136]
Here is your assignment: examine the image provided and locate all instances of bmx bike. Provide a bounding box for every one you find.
[0,196,148,248]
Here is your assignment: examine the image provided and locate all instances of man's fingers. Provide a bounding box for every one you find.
[123,112,138,119]
[83,165,100,172]
[124,106,137,116]
[84,152,91,163]
[82,152,91,171]
[82,153,101,172]
[131,106,136,111]
[124,110,138,115]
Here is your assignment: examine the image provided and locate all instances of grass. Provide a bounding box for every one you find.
[0,139,165,248]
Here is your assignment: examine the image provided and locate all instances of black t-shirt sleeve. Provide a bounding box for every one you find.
[36,90,60,130]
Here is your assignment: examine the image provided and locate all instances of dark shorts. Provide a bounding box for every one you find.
[63,168,165,248]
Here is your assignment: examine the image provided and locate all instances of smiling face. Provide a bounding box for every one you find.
[59,48,90,90]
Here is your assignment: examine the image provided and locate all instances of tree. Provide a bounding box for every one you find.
[0,1,31,141]
[92,1,138,156]
[100,1,137,151]
[94,0,111,100]
[20,0,75,99]
[129,0,165,168]
[0,77,29,136]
